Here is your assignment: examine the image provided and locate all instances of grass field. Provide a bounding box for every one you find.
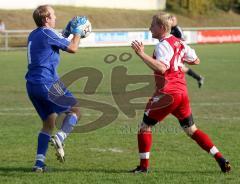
[0,43,240,184]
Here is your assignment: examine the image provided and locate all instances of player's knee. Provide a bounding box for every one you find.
[71,107,81,119]
[139,114,158,132]
[139,122,152,132]
[183,125,197,136]
[139,122,151,132]
[179,114,196,136]
[143,114,158,125]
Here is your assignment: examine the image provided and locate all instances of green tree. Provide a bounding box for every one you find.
[167,0,240,14]
[180,0,215,14]
[215,0,234,11]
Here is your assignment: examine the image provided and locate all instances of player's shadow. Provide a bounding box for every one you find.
[0,166,219,175]
[0,166,30,174]
[0,166,127,174]
[39,168,219,175]
[51,167,127,174]
[161,169,218,175]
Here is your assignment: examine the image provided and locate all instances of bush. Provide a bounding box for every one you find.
[167,0,215,15]
[167,0,240,14]
[215,0,234,11]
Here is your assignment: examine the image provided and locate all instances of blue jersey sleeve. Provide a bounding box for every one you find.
[43,28,70,51]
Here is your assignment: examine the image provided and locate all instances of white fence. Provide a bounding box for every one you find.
[1,27,240,51]
[0,30,30,50]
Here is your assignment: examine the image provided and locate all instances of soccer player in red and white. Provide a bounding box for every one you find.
[130,12,231,173]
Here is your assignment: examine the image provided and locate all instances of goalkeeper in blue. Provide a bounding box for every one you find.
[25,5,89,172]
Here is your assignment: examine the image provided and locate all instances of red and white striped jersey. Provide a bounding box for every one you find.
[153,35,198,93]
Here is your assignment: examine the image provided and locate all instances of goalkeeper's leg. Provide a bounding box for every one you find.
[33,113,56,172]
[52,107,80,162]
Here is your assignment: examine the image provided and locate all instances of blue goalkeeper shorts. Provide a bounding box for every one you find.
[26,81,77,121]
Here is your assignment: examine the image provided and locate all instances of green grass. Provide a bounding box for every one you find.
[0,43,240,183]
[0,5,240,30]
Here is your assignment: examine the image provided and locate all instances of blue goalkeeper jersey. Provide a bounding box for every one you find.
[25,27,70,84]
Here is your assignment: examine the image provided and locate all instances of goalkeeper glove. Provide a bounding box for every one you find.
[62,21,71,38]
[70,16,88,37]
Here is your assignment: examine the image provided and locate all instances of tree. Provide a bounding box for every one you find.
[167,0,240,14]
[178,0,214,15]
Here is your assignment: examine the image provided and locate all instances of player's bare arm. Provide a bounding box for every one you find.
[185,58,200,65]
[67,34,81,53]
[64,16,91,53]
[131,40,167,74]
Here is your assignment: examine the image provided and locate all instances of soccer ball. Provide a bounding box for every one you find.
[81,19,92,38]
[71,16,92,38]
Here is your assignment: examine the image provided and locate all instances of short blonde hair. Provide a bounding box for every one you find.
[33,5,51,27]
[153,12,172,33]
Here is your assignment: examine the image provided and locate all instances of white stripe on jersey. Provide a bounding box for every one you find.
[44,27,65,39]
[154,36,198,70]
[41,28,69,48]
[182,42,198,62]
[154,40,174,69]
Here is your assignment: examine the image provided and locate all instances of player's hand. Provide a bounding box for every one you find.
[131,40,144,56]
[70,16,88,37]
[62,21,71,38]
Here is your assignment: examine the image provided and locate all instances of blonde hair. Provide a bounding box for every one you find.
[33,5,51,27]
[153,12,172,33]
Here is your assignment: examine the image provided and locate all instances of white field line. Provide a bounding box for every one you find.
[0,107,93,116]
[0,112,239,120]
[0,112,36,116]
[1,102,240,112]
[0,102,240,120]
[191,102,240,106]
[194,116,240,120]
[0,102,240,110]
[0,112,93,117]
[0,102,240,112]
[0,107,35,111]
[89,148,123,153]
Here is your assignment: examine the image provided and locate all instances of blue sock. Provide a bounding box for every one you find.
[56,113,78,143]
[34,132,51,167]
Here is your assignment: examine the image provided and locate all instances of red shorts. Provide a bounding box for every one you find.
[144,91,191,122]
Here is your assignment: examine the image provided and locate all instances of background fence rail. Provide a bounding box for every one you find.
[1,27,240,51]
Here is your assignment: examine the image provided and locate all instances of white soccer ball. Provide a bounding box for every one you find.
[77,19,92,38]
[69,16,92,38]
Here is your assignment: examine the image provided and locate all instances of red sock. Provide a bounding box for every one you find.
[191,129,222,160]
[138,131,152,169]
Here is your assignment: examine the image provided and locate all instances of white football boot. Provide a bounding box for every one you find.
[50,135,65,163]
